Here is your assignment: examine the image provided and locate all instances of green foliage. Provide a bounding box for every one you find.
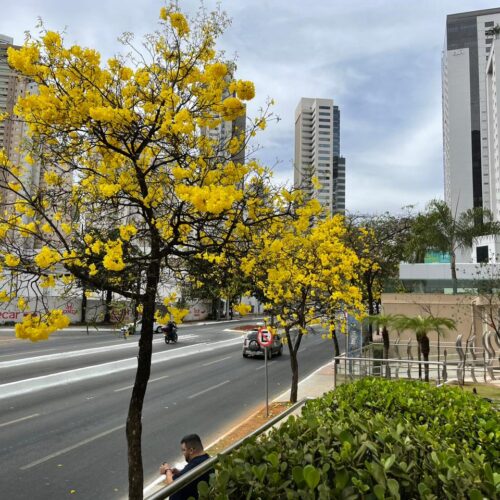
[201,378,500,499]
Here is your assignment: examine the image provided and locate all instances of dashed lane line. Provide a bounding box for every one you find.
[113,374,170,393]
[187,380,230,399]
[0,413,40,428]
[202,355,233,367]
[20,424,125,470]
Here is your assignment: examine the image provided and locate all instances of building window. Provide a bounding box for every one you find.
[476,245,489,263]
[485,21,494,27]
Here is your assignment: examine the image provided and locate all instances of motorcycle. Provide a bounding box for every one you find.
[163,322,178,344]
[120,323,134,338]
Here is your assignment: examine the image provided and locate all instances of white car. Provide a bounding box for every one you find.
[121,321,163,335]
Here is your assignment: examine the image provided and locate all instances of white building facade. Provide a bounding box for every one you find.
[442,8,500,218]
[294,97,345,214]
[486,37,500,221]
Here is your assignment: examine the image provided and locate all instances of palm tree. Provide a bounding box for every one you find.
[407,200,500,294]
[367,314,399,360]
[367,314,400,378]
[394,315,456,382]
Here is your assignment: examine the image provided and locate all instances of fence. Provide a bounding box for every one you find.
[338,330,499,386]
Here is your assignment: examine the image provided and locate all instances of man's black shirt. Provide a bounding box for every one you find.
[171,454,212,500]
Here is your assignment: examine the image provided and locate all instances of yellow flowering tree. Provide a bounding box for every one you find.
[241,198,366,402]
[180,245,254,319]
[0,4,291,497]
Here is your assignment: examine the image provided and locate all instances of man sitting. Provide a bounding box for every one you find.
[159,434,212,500]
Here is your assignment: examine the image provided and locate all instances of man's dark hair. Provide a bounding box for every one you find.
[181,433,203,451]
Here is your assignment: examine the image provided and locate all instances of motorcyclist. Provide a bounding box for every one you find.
[164,320,177,342]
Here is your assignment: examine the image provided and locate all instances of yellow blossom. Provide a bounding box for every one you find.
[34,246,61,269]
[102,240,126,271]
[4,254,20,267]
[235,80,255,101]
[119,224,137,241]
[233,303,252,316]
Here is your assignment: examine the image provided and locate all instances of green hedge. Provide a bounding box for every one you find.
[199,378,500,499]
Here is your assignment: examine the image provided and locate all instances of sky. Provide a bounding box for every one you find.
[2,1,498,214]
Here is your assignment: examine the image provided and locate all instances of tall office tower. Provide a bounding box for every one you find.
[204,67,246,167]
[0,35,15,153]
[486,35,500,220]
[0,37,42,201]
[294,97,345,214]
[442,8,500,218]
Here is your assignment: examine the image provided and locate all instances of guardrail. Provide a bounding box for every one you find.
[333,356,446,387]
[145,397,310,500]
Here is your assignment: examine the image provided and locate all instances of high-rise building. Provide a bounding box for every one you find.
[0,36,42,206]
[486,34,500,220]
[294,97,345,214]
[442,8,500,217]
[0,35,15,154]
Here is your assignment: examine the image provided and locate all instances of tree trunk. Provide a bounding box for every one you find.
[382,326,391,378]
[451,252,458,295]
[331,325,340,364]
[104,289,112,323]
[421,335,430,382]
[126,261,159,499]
[286,327,303,403]
[81,287,87,324]
[417,340,422,380]
[382,326,390,359]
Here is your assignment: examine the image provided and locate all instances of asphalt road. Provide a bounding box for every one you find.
[0,320,341,499]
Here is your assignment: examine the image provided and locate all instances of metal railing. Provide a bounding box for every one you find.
[145,397,310,500]
[333,356,446,388]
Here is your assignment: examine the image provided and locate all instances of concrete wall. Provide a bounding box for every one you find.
[381,293,479,343]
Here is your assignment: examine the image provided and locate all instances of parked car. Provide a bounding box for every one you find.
[242,329,283,359]
[121,320,163,335]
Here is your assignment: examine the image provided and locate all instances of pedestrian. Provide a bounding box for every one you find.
[159,434,212,499]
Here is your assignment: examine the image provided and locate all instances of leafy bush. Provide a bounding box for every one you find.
[200,378,500,499]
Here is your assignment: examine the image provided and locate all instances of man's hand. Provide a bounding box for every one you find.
[159,462,170,476]
[159,463,180,484]
[165,469,174,485]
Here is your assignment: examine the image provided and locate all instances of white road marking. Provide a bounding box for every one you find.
[0,337,240,400]
[149,374,170,383]
[0,413,39,428]
[20,424,125,470]
[0,335,199,368]
[0,349,57,360]
[187,380,230,399]
[255,361,275,370]
[274,359,332,401]
[113,385,134,393]
[114,374,170,392]
[202,355,233,367]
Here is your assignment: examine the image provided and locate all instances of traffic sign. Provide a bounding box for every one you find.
[257,327,273,348]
